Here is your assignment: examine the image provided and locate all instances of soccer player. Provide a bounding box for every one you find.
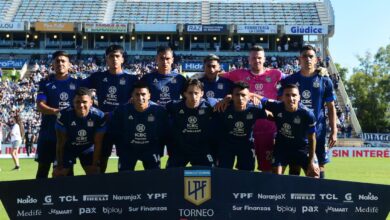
[281,45,337,178]
[53,87,106,177]
[141,45,187,107]
[24,127,35,157]
[166,79,216,167]
[35,51,81,179]
[83,45,138,173]
[216,82,267,171]
[221,45,283,172]
[262,84,319,177]
[110,82,168,171]
[199,54,232,100]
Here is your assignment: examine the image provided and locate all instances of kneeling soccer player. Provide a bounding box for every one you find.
[262,84,319,177]
[53,87,106,176]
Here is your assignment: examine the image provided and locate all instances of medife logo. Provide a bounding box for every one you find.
[83,195,109,202]
[184,170,211,206]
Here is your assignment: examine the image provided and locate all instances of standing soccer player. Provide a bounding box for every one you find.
[281,45,337,178]
[166,79,216,167]
[83,45,138,173]
[222,45,283,172]
[53,88,106,176]
[199,54,232,100]
[216,82,267,171]
[110,82,168,171]
[35,51,81,179]
[141,46,187,107]
[262,84,319,177]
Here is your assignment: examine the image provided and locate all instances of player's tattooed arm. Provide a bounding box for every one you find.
[37,100,60,115]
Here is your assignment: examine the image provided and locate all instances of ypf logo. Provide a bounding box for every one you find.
[188,116,197,124]
[78,129,87,137]
[59,92,69,101]
[184,170,211,206]
[136,124,146,132]
[108,86,117,94]
[161,86,170,93]
[235,121,244,129]
[302,90,311,99]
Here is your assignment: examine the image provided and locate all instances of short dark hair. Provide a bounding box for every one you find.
[75,87,93,97]
[231,81,250,93]
[300,45,317,54]
[157,45,173,55]
[250,45,264,52]
[203,54,220,63]
[282,84,299,92]
[105,44,124,56]
[132,81,150,93]
[183,78,204,94]
[52,51,70,60]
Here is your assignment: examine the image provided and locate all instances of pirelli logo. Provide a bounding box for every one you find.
[184,170,211,206]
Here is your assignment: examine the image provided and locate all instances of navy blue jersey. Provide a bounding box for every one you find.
[83,71,138,112]
[217,103,267,147]
[55,107,106,150]
[36,75,81,140]
[281,72,336,124]
[166,99,217,155]
[199,76,233,100]
[141,71,187,106]
[110,102,168,152]
[263,99,316,150]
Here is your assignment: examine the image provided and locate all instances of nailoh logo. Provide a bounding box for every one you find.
[83,195,109,202]
[184,170,211,206]
[290,193,316,200]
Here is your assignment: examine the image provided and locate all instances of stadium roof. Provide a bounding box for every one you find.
[5,0,334,26]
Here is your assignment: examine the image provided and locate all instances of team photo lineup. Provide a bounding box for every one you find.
[13,43,337,179]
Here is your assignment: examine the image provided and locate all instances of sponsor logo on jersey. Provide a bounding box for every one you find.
[128,115,133,120]
[255,83,263,90]
[78,130,87,137]
[228,114,233,119]
[103,77,108,82]
[59,92,69,101]
[302,90,311,99]
[206,91,215,98]
[52,85,57,89]
[71,121,76,126]
[108,86,117,94]
[179,109,185,114]
[153,78,158,83]
[188,116,197,124]
[136,124,146,132]
[184,170,211,206]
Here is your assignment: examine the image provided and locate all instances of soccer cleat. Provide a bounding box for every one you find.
[12,166,21,171]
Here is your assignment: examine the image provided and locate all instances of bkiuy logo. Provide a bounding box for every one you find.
[184,170,211,206]
[17,195,38,204]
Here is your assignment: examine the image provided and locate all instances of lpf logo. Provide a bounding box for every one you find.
[59,92,69,101]
[184,170,211,206]
[136,124,146,132]
[108,86,117,94]
[78,129,87,137]
[188,116,198,124]
[302,90,311,99]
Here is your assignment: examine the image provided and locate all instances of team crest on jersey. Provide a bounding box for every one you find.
[71,121,76,126]
[198,109,205,115]
[266,76,272,83]
[171,78,177,84]
[293,116,301,124]
[69,83,76,90]
[246,113,253,119]
[103,77,108,82]
[147,114,155,122]
[277,113,283,118]
[179,109,184,114]
[119,78,126,85]
[313,79,320,88]
[128,115,134,120]
[87,120,94,127]
[217,83,224,90]
[296,82,300,87]
[51,85,57,89]
[153,78,159,84]
[228,114,233,119]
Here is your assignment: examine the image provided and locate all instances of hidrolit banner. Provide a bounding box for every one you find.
[35,22,74,32]
[284,25,328,35]
[84,23,127,33]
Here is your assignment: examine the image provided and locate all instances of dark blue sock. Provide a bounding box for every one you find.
[320,171,325,179]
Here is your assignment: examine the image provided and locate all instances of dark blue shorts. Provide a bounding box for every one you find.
[35,137,56,164]
[218,144,255,171]
[272,148,311,171]
[118,147,161,171]
[167,152,214,168]
[62,146,94,168]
